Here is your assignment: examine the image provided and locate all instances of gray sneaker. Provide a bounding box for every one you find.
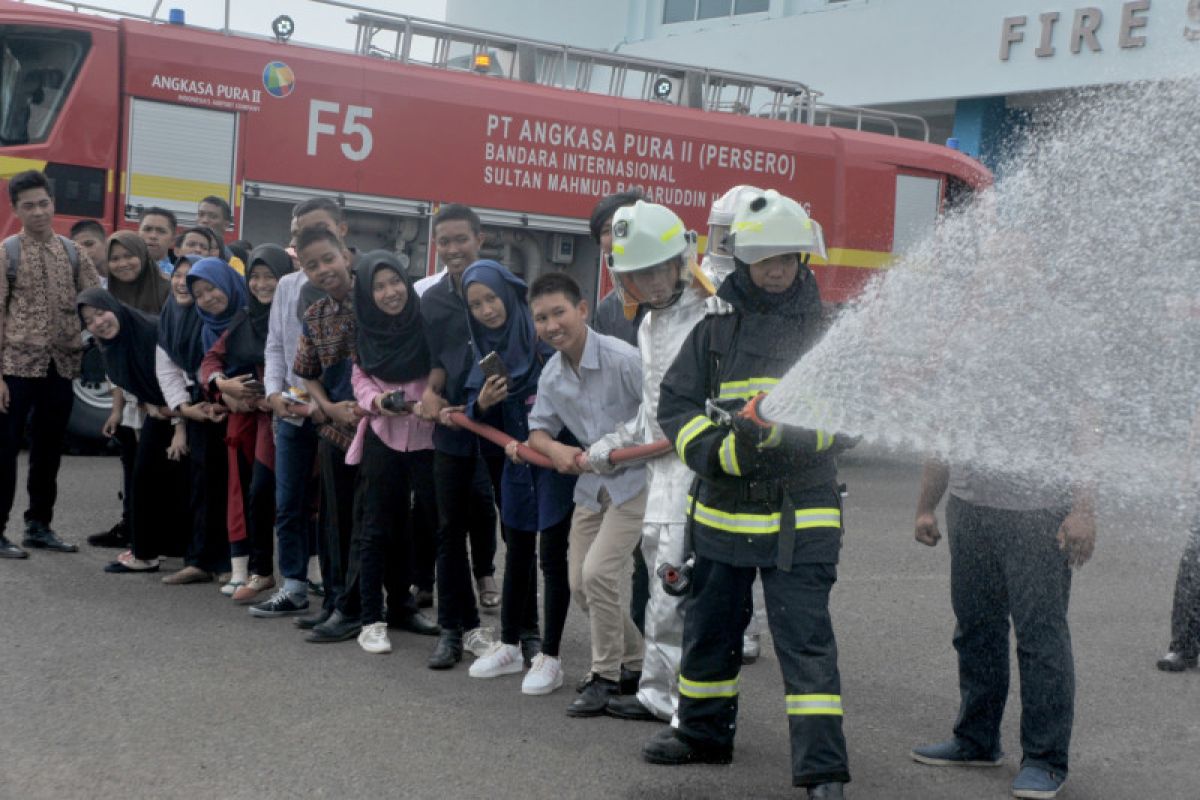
[248,588,309,618]
[0,534,28,559]
[22,521,77,553]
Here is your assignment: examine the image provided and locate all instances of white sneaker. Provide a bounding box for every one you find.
[742,633,762,664]
[357,622,392,654]
[522,653,564,695]
[220,580,244,597]
[469,642,523,678]
[463,626,495,658]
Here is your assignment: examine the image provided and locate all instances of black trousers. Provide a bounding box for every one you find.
[185,419,230,573]
[230,449,276,578]
[1168,519,1200,657]
[0,364,74,531]
[346,429,427,624]
[317,439,358,613]
[946,496,1074,775]
[410,450,438,593]
[433,450,498,633]
[677,555,849,787]
[500,515,571,653]
[114,424,137,527]
[130,416,189,561]
[471,454,500,580]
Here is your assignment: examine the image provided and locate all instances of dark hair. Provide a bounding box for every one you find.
[180,225,220,250]
[295,225,344,255]
[228,240,252,264]
[138,206,178,230]
[8,169,52,206]
[588,190,644,243]
[528,271,583,307]
[69,219,105,239]
[198,195,232,223]
[432,203,481,235]
[292,196,344,224]
[230,238,253,251]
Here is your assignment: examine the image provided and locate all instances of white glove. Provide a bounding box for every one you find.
[704,295,734,316]
[586,440,619,474]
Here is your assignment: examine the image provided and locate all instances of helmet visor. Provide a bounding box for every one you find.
[610,258,686,308]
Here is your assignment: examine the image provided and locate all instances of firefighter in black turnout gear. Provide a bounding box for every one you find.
[642,189,854,799]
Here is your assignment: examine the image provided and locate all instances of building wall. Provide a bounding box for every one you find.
[444,0,1198,107]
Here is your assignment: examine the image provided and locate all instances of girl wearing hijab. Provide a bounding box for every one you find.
[86,233,173,551]
[77,289,187,573]
[346,251,440,654]
[200,246,292,602]
[150,255,240,586]
[461,260,577,694]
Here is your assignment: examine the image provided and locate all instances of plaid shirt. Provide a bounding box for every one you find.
[0,231,101,379]
[293,294,356,403]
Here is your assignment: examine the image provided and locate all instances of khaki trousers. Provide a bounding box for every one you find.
[568,488,646,681]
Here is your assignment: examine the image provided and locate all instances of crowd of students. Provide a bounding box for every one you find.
[7,166,1146,800]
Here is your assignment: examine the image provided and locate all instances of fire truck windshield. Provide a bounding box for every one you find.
[0,27,87,147]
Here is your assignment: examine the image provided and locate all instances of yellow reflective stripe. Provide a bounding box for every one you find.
[786,694,844,716]
[660,222,684,242]
[611,242,625,255]
[718,433,741,476]
[717,377,780,401]
[761,424,783,448]
[686,498,841,535]
[732,220,762,232]
[815,430,836,452]
[680,674,739,699]
[675,415,715,461]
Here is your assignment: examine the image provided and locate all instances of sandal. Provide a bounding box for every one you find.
[477,575,501,611]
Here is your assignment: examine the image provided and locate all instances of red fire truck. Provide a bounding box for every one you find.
[0,0,989,439]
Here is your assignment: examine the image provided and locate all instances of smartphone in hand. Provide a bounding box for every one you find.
[479,351,509,381]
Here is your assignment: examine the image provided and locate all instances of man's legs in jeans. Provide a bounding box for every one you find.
[273,419,317,596]
[946,496,1011,759]
[569,490,646,681]
[1001,505,1073,776]
[433,450,481,636]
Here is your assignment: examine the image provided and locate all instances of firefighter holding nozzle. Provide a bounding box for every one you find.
[643,190,856,798]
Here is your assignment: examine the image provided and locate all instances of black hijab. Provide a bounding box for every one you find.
[77,288,166,407]
[225,244,293,372]
[353,250,430,383]
[157,255,205,375]
[719,258,824,354]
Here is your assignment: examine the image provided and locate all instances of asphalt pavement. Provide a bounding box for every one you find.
[1,451,1197,800]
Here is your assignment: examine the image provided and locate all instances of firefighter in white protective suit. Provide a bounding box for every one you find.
[585,199,720,722]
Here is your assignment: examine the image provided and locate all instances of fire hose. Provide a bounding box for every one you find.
[275,398,671,469]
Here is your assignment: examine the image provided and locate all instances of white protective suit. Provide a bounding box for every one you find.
[589,281,710,720]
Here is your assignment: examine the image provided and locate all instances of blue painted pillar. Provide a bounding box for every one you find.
[951,96,1009,171]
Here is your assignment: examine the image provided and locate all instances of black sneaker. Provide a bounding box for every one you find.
[0,534,28,559]
[88,522,130,548]
[22,521,78,553]
[248,589,309,618]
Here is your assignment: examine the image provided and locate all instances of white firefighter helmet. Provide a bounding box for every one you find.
[731,189,828,264]
[703,184,763,280]
[607,200,693,308]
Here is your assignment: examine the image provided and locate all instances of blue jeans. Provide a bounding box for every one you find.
[947,495,1074,775]
[273,419,318,583]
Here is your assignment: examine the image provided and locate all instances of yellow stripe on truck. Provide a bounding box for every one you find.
[128,173,230,204]
[0,156,49,179]
[810,247,895,270]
